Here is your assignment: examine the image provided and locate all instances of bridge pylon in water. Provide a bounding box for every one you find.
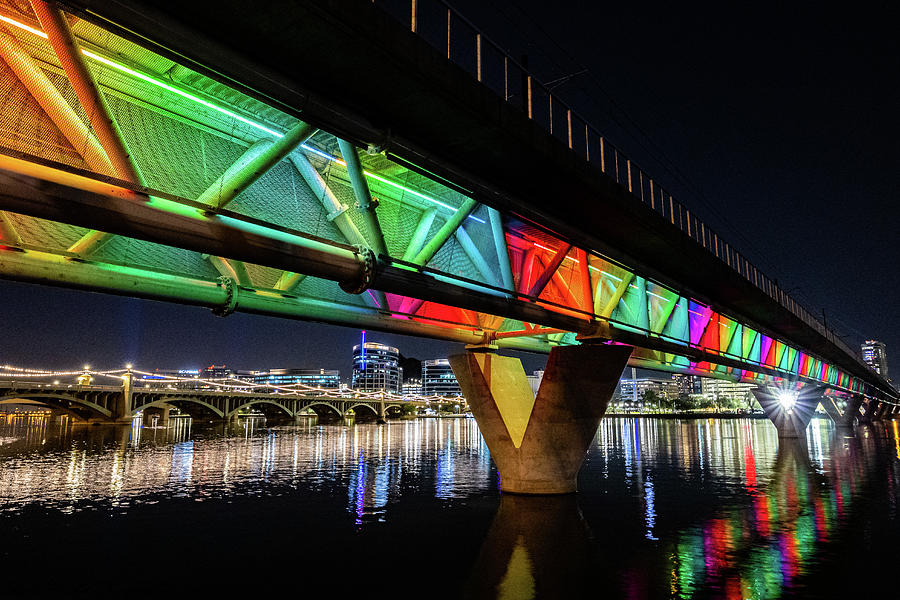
[450,344,632,494]
[752,385,873,436]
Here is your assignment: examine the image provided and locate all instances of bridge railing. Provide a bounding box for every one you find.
[373,0,865,369]
[0,369,464,403]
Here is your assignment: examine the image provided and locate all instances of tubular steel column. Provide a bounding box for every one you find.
[0,212,22,245]
[455,225,498,285]
[527,244,572,298]
[198,122,316,208]
[337,138,388,257]
[0,28,113,174]
[205,254,251,287]
[450,343,632,494]
[31,1,143,183]
[412,198,477,266]
[290,152,366,247]
[488,207,514,290]
[402,207,437,261]
[274,271,306,293]
[289,151,387,309]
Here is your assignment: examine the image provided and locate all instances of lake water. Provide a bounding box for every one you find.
[1,413,898,598]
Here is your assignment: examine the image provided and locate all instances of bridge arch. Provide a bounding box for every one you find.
[226,399,293,419]
[383,403,405,417]
[132,398,175,412]
[0,394,112,420]
[346,403,383,422]
[300,401,344,419]
[138,397,224,419]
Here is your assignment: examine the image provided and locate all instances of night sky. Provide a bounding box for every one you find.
[1,2,897,380]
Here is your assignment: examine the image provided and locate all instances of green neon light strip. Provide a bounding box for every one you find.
[302,145,485,223]
[82,50,283,137]
[2,15,485,223]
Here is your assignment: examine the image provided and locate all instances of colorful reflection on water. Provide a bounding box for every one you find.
[0,413,898,599]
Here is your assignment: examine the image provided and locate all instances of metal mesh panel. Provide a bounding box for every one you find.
[105,93,246,198]
[430,236,479,281]
[324,167,368,241]
[282,161,344,242]
[375,193,422,258]
[42,68,251,196]
[242,263,280,289]
[5,213,85,249]
[461,205,502,284]
[0,59,89,169]
[498,319,525,333]
[294,276,368,307]
[231,161,331,234]
[92,237,218,279]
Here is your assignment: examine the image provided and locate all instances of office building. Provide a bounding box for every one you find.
[352,333,402,393]
[699,378,757,405]
[618,376,679,403]
[251,368,340,389]
[672,374,701,396]
[527,370,544,397]
[421,359,461,395]
[402,379,423,396]
[861,340,889,380]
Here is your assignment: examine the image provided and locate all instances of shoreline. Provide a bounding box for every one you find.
[604,412,768,419]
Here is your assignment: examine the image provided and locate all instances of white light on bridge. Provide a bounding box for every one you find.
[777,391,798,412]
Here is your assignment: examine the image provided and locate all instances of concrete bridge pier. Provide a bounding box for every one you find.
[751,386,820,438]
[449,343,632,494]
[150,405,171,427]
[377,393,387,424]
[820,394,862,428]
[112,371,134,424]
[859,398,880,424]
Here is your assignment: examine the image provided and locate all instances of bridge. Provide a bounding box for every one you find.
[0,0,895,493]
[0,367,439,423]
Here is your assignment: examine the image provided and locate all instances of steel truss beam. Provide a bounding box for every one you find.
[3,152,889,399]
[0,245,550,353]
[0,154,588,331]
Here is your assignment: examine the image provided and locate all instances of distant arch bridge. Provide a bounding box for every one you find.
[0,380,432,423]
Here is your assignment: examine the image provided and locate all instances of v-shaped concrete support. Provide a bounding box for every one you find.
[450,344,632,494]
[752,387,820,438]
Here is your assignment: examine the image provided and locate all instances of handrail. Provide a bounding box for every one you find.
[374,0,868,371]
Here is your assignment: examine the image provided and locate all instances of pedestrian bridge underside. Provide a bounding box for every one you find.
[0,1,895,406]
